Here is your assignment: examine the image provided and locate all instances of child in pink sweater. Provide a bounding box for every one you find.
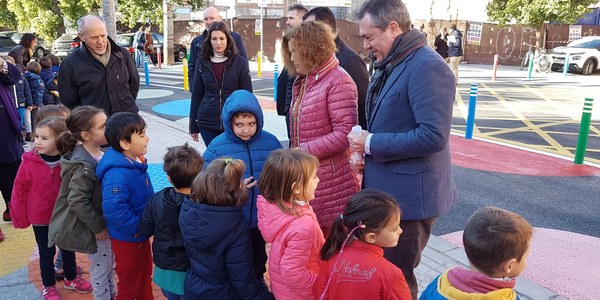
[257,149,325,300]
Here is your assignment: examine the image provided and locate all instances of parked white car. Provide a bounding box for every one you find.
[551,36,600,75]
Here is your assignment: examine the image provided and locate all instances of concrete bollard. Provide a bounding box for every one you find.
[157,47,162,69]
[465,83,478,139]
[574,98,594,164]
[274,63,279,101]
[492,54,499,81]
[183,58,189,91]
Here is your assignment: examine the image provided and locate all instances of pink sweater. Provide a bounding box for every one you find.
[257,195,325,300]
[11,150,62,228]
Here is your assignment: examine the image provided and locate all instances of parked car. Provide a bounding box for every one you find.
[0,31,50,58]
[550,36,600,75]
[116,32,187,62]
[51,33,81,59]
[0,35,18,56]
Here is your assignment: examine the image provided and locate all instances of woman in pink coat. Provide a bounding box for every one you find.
[282,21,360,233]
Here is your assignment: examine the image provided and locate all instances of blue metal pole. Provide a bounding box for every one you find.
[273,63,279,102]
[465,83,479,139]
[144,56,150,86]
[563,54,570,77]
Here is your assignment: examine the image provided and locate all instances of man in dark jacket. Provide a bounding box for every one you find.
[59,15,140,115]
[188,7,247,93]
[447,24,463,82]
[434,27,449,60]
[302,6,370,128]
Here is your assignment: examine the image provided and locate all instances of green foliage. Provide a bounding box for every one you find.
[486,0,598,28]
[117,0,204,29]
[6,0,62,40]
[60,0,101,26]
[0,0,18,28]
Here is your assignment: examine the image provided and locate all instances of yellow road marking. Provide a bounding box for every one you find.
[480,83,572,156]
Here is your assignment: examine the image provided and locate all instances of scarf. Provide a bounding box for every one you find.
[365,29,428,123]
[88,41,112,67]
[1,62,22,134]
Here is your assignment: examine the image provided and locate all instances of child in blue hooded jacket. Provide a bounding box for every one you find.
[203,89,282,280]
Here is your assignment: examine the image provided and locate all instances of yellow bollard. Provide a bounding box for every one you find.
[183,58,189,91]
[257,51,262,78]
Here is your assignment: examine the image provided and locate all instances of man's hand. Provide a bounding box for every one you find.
[95,228,109,241]
[348,129,370,155]
[191,133,199,142]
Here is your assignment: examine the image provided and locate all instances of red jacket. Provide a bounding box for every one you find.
[289,54,360,228]
[10,150,62,228]
[314,241,412,300]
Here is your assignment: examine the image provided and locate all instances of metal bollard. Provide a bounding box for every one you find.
[274,63,279,101]
[183,58,189,91]
[144,57,150,86]
[574,98,594,164]
[257,51,262,78]
[492,54,499,81]
[465,83,478,139]
[527,52,534,80]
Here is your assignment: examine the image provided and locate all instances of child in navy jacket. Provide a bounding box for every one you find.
[96,112,154,300]
[203,89,282,280]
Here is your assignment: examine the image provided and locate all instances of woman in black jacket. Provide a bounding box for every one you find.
[8,33,37,73]
[189,22,252,147]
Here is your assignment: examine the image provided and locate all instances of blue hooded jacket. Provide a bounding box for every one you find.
[179,199,274,300]
[203,90,282,227]
[96,148,154,242]
[24,71,44,106]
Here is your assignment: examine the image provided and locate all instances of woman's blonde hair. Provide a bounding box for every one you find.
[282,21,336,76]
[258,149,319,215]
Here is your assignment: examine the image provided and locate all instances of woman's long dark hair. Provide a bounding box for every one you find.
[19,33,37,49]
[200,22,238,60]
[320,189,401,260]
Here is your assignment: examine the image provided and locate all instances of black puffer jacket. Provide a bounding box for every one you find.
[58,37,140,115]
[189,54,252,133]
[139,187,189,272]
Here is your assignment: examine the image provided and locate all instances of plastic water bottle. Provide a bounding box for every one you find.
[350,125,363,163]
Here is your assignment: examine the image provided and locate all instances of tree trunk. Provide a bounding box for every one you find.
[163,0,174,65]
[102,0,118,40]
[52,0,65,37]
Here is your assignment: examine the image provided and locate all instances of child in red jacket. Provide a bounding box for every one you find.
[11,117,91,299]
[314,189,411,300]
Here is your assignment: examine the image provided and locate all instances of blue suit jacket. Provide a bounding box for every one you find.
[364,44,459,220]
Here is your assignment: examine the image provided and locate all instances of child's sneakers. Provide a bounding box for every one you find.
[63,275,92,293]
[54,266,84,281]
[42,285,60,300]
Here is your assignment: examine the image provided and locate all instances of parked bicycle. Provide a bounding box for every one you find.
[520,44,553,73]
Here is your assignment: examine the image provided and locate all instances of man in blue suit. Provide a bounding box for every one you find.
[349,0,459,299]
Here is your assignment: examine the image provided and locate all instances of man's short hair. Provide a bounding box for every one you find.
[140,25,147,31]
[104,112,146,152]
[463,206,533,275]
[356,0,412,33]
[78,15,104,34]
[450,24,457,31]
[26,61,41,74]
[163,143,203,189]
[39,57,52,69]
[288,3,308,14]
[303,7,337,31]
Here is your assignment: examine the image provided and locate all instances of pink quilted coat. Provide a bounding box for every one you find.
[257,195,325,300]
[289,54,360,228]
[10,150,62,228]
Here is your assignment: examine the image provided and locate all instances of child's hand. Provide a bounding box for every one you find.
[243,176,257,189]
[27,106,34,111]
[95,229,109,241]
